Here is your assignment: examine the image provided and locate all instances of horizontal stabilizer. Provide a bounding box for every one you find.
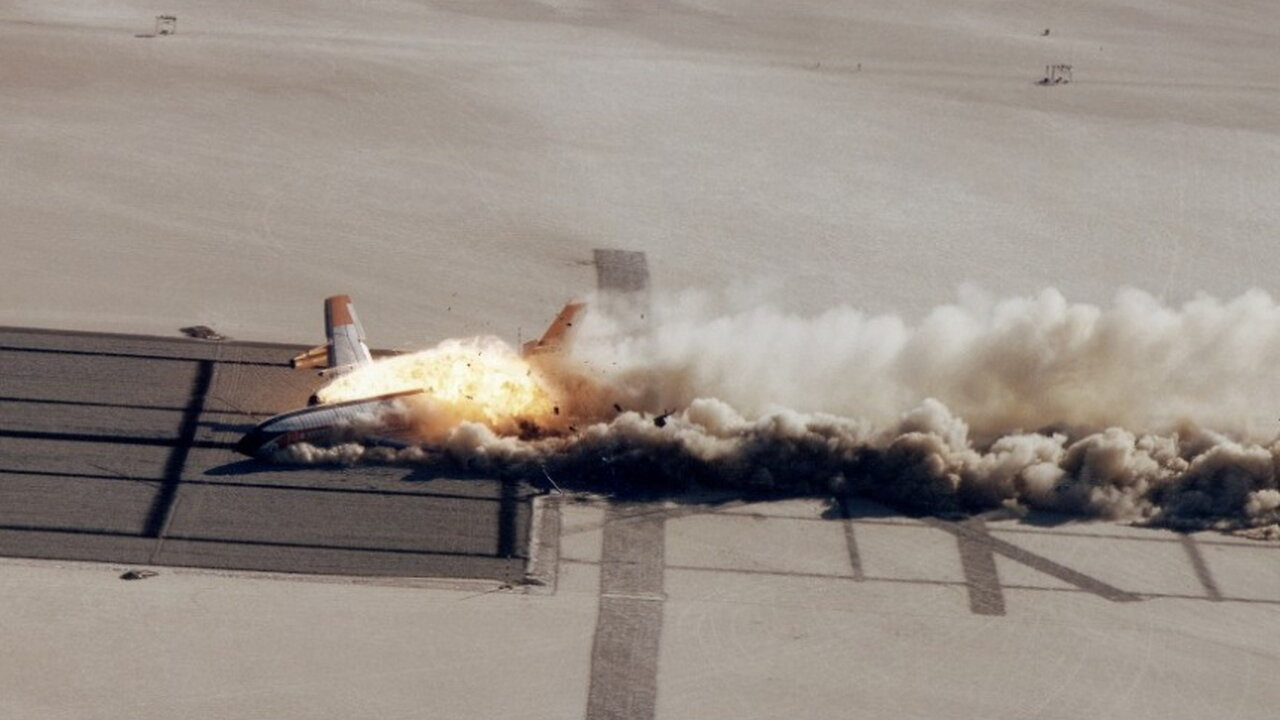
[291,344,329,369]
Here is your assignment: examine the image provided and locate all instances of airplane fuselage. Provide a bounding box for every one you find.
[235,389,424,458]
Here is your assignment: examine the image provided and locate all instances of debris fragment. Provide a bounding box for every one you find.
[1037,64,1072,85]
[180,325,225,341]
[1234,524,1280,542]
[540,465,564,494]
[120,569,158,581]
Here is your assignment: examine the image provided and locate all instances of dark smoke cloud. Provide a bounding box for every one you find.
[281,397,1280,530]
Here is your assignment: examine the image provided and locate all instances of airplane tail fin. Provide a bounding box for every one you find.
[291,294,373,376]
[522,301,585,357]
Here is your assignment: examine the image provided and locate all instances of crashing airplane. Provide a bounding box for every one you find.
[235,295,581,458]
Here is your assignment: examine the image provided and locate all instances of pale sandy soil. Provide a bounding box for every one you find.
[2,0,1277,347]
[3,4,1280,718]
[3,502,1279,720]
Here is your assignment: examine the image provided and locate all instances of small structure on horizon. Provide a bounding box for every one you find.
[1037,64,1072,85]
[156,15,177,36]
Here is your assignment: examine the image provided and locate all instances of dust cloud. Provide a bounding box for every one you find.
[280,288,1280,530]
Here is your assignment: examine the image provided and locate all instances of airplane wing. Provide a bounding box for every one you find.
[291,294,373,375]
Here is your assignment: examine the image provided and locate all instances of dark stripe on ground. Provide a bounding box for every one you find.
[497,476,518,558]
[926,518,1143,603]
[1180,534,1224,601]
[0,524,526,559]
[0,345,283,367]
[144,360,214,537]
[0,395,189,412]
[835,497,866,581]
[0,468,536,502]
[587,502,665,720]
[0,324,301,349]
[0,429,233,450]
[951,518,1006,615]
[0,395,270,416]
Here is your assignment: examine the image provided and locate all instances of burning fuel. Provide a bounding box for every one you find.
[314,337,562,439]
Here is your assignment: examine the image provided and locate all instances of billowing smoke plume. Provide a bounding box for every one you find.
[563,286,1280,441]
[280,288,1280,530]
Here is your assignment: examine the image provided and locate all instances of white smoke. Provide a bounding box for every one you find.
[565,286,1280,441]
[273,287,1280,530]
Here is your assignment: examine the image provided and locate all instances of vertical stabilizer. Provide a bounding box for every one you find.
[522,301,585,356]
[292,294,373,375]
[324,294,373,372]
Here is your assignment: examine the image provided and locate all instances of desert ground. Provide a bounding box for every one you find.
[3,0,1277,346]
[2,1,1279,718]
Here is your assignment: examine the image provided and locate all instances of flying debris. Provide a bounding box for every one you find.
[236,295,582,458]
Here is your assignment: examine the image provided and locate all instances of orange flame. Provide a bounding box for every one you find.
[315,337,558,433]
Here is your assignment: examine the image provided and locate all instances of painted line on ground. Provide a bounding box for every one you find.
[927,518,1143,604]
[1180,533,1224,601]
[952,518,1006,615]
[836,497,866,581]
[586,502,665,720]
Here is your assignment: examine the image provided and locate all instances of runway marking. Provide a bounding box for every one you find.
[0,468,537,503]
[714,511,1280,549]
[0,394,271,417]
[497,476,519,559]
[587,502,665,720]
[0,344,283,367]
[951,518,1006,615]
[523,495,561,591]
[143,359,214,539]
[0,395,189,413]
[0,524,524,559]
[656,563,1280,605]
[1180,534,1224,601]
[835,497,866,581]
[926,518,1143,606]
[0,429,233,450]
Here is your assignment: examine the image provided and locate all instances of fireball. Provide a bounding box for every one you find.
[316,337,559,433]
